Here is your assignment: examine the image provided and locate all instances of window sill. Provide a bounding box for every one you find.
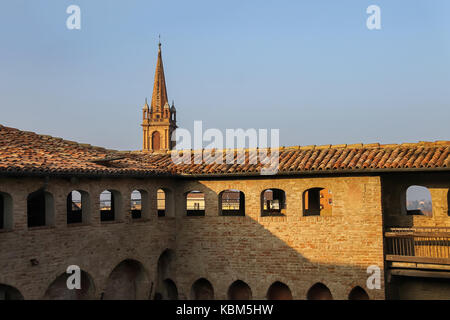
[27,225,55,231]
[100,220,124,225]
[131,218,151,223]
[67,222,90,228]
[259,216,287,222]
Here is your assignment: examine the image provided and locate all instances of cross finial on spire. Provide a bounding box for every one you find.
[158,34,161,49]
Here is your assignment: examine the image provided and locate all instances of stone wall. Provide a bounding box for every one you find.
[0,176,177,299]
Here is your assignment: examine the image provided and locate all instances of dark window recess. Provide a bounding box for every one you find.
[100,192,115,222]
[131,191,141,219]
[27,190,46,227]
[67,192,82,224]
[0,194,4,229]
[157,189,166,217]
[131,209,141,219]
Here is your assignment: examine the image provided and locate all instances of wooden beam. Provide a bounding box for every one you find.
[390,269,450,279]
[386,255,450,265]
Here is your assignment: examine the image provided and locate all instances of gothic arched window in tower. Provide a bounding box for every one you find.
[152,131,161,151]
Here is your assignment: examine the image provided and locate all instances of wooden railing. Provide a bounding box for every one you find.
[385,227,450,265]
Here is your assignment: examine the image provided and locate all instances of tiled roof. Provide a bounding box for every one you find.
[0,125,166,177]
[0,124,449,177]
[144,142,450,176]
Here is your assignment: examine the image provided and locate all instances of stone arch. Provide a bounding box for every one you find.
[43,269,95,300]
[348,286,369,300]
[103,259,149,300]
[0,191,13,230]
[307,282,333,300]
[228,280,252,300]
[266,281,292,300]
[152,131,161,151]
[0,284,23,300]
[191,278,214,300]
[155,279,178,300]
[155,249,178,300]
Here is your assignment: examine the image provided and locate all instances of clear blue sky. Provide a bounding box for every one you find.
[0,0,449,150]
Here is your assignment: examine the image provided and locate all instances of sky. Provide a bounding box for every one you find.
[0,0,449,151]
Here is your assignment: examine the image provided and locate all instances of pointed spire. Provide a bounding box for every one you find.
[151,40,168,112]
[143,97,149,109]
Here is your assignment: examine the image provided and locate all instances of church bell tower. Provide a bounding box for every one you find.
[142,42,177,152]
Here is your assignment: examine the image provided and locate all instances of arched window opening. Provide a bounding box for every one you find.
[131,190,142,219]
[191,278,214,300]
[186,191,205,216]
[158,188,175,217]
[219,190,245,216]
[157,189,166,217]
[44,270,95,300]
[266,281,292,300]
[27,190,54,228]
[67,190,86,224]
[307,283,333,300]
[100,190,120,222]
[303,188,332,216]
[348,286,369,300]
[162,279,178,300]
[228,280,252,300]
[0,284,23,300]
[155,249,178,300]
[0,192,12,230]
[103,260,148,300]
[261,189,286,216]
[406,186,432,216]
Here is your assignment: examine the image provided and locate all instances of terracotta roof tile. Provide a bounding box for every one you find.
[1,124,449,177]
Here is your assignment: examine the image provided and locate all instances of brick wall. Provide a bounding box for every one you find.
[0,174,386,299]
[173,175,385,300]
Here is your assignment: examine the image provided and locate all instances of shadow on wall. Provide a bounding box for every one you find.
[174,181,378,301]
